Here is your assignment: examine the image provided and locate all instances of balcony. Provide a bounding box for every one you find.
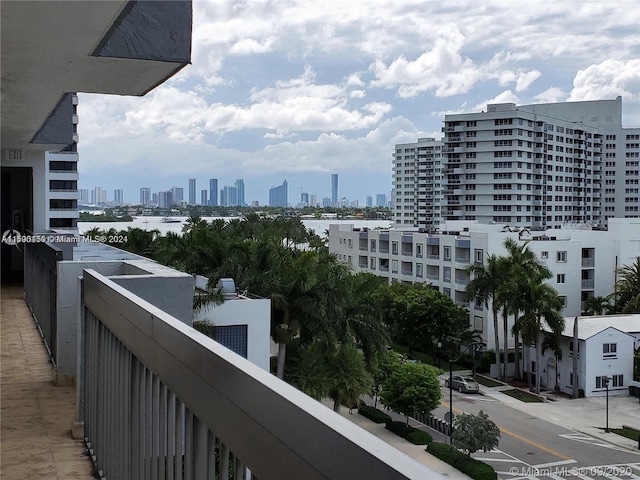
[582,257,595,268]
[14,242,448,480]
[581,279,595,290]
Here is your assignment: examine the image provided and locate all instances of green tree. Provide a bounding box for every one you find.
[380,362,441,426]
[614,257,640,313]
[370,350,402,409]
[518,280,564,393]
[498,238,551,381]
[466,255,504,380]
[451,410,500,456]
[584,296,612,316]
[327,341,373,412]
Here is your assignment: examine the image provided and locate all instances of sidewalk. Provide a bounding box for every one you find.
[480,383,640,452]
[323,399,473,480]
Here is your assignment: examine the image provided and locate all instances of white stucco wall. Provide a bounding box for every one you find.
[196,296,271,372]
[583,328,634,397]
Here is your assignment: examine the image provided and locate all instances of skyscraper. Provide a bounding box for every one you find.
[235,179,245,206]
[140,187,151,206]
[301,192,309,206]
[171,186,183,204]
[269,180,288,207]
[376,194,386,207]
[79,189,89,203]
[158,191,173,209]
[114,189,124,205]
[201,189,208,206]
[93,185,106,205]
[393,97,639,229]
[188,178,196,204]
[209,178,218,206]
[220,186,238,207]
[366,195,373,207]
[331,174,338,207]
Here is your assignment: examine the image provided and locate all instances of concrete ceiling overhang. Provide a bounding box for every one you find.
[1,0,192,151]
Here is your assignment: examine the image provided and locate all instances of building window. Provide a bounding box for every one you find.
[557,251,567,262]
[348,239,352,248]
[541,251,548,259]
[213,325,248,358]
[444,246,451,260]
[416,264,423,278]
[370,258,376,270]
[371,239,376,252]
[474,297,483,311]
[416,244,423,257]
[612,374,623,387]
[595,376,611,389]
[603,343,617,358]
[570,373,577,386]
[392,260,398,273]
[474,316,483,333]
[559,296,567,307]
[557,274,565,284]
[392,242,398,255]
[443,267,451,283]
[474,249,483,264]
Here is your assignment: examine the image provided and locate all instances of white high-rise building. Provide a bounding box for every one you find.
[140,187,151,206]
[114,189,124,205]
[393,137,443,228]
[394,97,639,230]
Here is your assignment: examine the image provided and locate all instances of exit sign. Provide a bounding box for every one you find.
[3,149,24,161]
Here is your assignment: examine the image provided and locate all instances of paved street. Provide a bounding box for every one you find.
[424,378,640,480]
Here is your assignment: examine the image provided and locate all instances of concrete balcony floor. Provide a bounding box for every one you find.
[1,286,94,479]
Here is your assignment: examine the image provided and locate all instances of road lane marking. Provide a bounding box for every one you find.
[533,459,577,468]
[440,401,574,461]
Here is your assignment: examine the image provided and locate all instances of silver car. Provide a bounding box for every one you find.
[445,375,480,393]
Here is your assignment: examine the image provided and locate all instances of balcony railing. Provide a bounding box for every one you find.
[81,270,436,480]
[24,240,64,365]
[581,258,595,268]
[581,279,594,289]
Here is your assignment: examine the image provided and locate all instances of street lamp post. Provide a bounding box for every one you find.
[448,341,486,444]
[604,376,611,433]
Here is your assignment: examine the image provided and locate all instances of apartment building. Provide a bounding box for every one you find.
[47,149,79,231]
[328,218,640,351]
[393,137,444,228]
[394,97,640,230]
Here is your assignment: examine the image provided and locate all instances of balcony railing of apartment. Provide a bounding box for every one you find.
[80,269,434,480]
[455,256,470,264]
[379,248,390,254]
[581,258,595,268]
[24,240,64,364]
[581,279,595,289]
[379,265,390,272]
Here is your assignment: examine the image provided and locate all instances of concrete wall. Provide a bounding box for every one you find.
[584,328,634,397]
[56,257,194,381]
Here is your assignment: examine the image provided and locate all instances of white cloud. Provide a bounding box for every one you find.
[568,59,640,102]
[349,89,366,99]
[533,87,566,104]
[515,70,542,92]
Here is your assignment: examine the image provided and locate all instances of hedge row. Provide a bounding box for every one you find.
[357,405,392,424]
[385,421,433,445]
[427,442,497,480]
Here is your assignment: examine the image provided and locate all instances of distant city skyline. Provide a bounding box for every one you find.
[81,173,390,207]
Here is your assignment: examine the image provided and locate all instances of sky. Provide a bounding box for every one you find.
[77,0,640,206]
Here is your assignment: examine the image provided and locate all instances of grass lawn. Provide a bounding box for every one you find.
[391,343,466,371]
[600,426,640,441]
[474,375,504,388]
[501,388,544,403]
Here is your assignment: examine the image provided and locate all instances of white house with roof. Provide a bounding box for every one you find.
[193,276,271,371]
[537,315,639,397]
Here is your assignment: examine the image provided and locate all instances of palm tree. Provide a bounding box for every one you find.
[614,257,640,313]
[517,279,564,394]
[500,238,551,380]
[584,296,612,316]
[466,255,504,380]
